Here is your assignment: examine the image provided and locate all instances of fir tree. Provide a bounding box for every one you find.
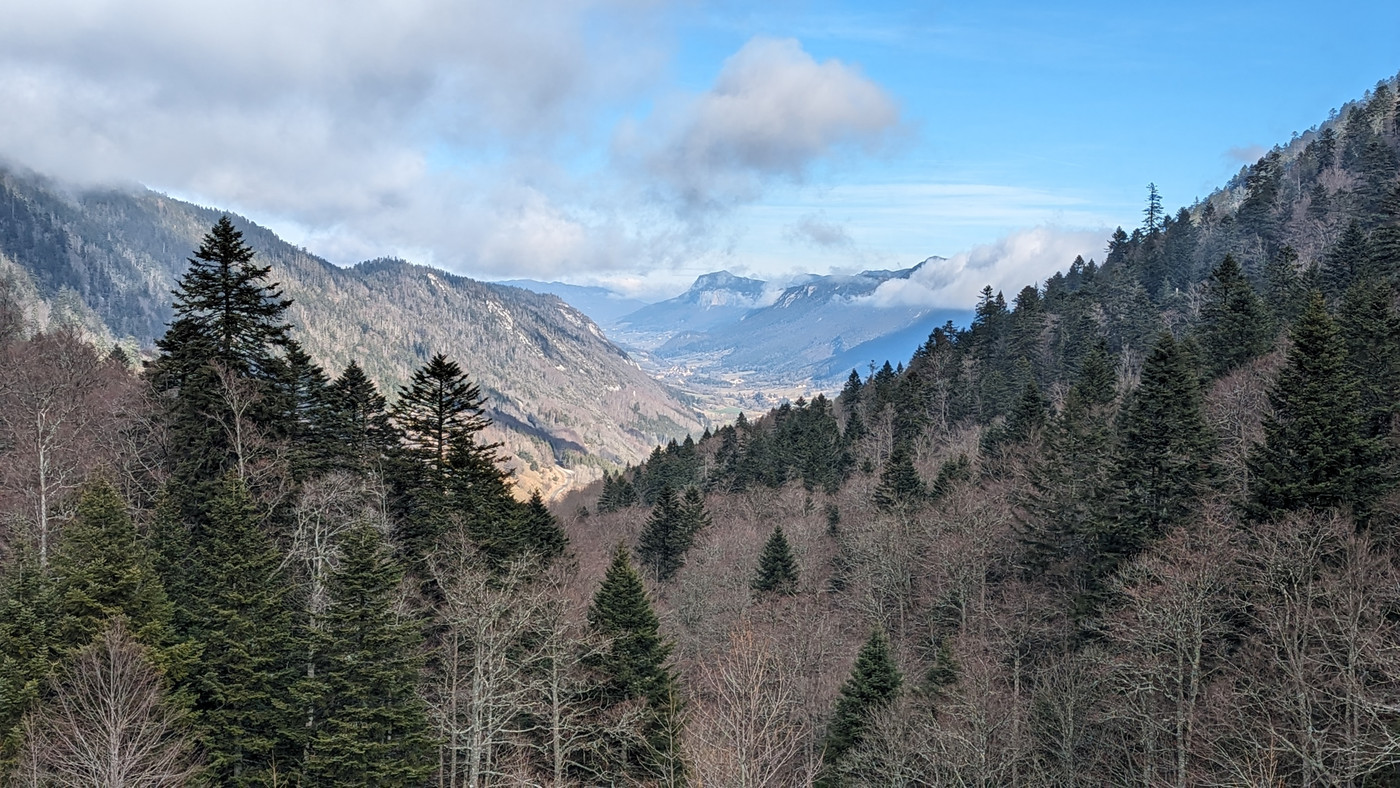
[0,551,52,772]
[636,486,694,583]
[520,489,568,562]
[327,360,399,473]
[1113,332,1215,559]
[1247,292,1383,520]
[1198,254,1274,377]
[752,526,799,595]
[302,524,433,786]
[46,481,184,674]
[818,629,902,785]
[183,475,302,785]
[587,546,678,780]
[1073,339,1118,407]
[873,446,923,513]
[391,352,492,483]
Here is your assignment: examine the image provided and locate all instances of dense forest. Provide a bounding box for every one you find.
[0,76,1398,786]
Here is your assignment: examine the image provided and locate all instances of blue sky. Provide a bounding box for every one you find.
[1,0,1396,303]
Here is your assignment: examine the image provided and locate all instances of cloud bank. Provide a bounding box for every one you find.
[863,226,1107,309]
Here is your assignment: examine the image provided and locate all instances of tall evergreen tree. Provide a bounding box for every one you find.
[1112,332,1215,558]
[391,352,492,483]
[0,551,52,772]
[873,446,923,513]
[46,481,184,672]
[587,546,678,780]
[818,629,902,786]
[1247,292,1383,520]
[301,523,432,786]
[1198,254,1274,377]
[1338,277,1400,441]
[183,475,302,785]
[151,217,295,506]
[327,360,399,473]
[520,489,568,562]
[752,526,799,595]
[636,486,695,583]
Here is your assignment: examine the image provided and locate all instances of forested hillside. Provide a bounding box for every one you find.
[561,76,1400,785]
[0,74,1397,788]
[0,171,704,495]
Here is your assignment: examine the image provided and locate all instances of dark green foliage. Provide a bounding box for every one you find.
[0,552,52,771]
[151,217,295,505]
[1247,292,1384,520]
[1339,278,1400,441]
[1264,245,1309,324]
[635,439,702,504]
[1004,379,1048,443]
[587,546,678,780]
[182,475,302,785]
[1198,254,1274,377]
[598,470,640,512]
[520,489,569,561]
[818,629,902,785]
[636,486,704,582]
[840,369,866,440]
[301,524,433,786]
[327,360,400,473]
[280,341,338,480]
[873,446,923,513]
[752,526,799,595]
[46,481,182,671]
[1113,332,1215,557]
[928,454,971,501]
[391,352,492,483]
[1322,221,1372,299]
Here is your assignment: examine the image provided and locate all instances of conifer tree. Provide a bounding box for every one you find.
[328,360,399,473]
[587,546,678,780]
[302,523,432,786]
[46,481,181,668]
[1247,292,1383,520]
[1339,277,1400,441]
[873,446,923,513]
[636,486,693,582]
[151,217,294,504]
[183,475,301,785]
[752,526,798,595]
[1198,254,1274,377]
[279,341,338,480]
[1322,221,1372,298]
[0,552,51,772]
[818,629,902,785]
[840,369,866,441]
[1004,379,1048,443]
[520,489,568,562]
[1113,332,1215,558]
[1073,339,1118,407]
[391,352,492,483]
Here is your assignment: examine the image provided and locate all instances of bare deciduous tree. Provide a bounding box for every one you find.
[15,621,199,787]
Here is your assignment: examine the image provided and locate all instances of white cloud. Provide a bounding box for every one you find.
[785,213,853,248]
[862,226,1107,309]
[617,36,900,211]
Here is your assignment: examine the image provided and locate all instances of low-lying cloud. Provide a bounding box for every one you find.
[862,226,1108,309]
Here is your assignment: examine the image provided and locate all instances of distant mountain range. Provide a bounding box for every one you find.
[495,280,652,326]
[607,262,972,384]
[0,167,704,497]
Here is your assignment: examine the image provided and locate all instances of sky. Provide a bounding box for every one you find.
[0,0,1397,305]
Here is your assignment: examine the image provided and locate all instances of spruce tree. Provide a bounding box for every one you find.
[840,369,866,441]
[0,551,52,772]
[391,352,492,483]
[636,486,691,582]
[1247,292,1382,520]
[1073,339,1118,407]
[327,360,399,473]
[184,475,302,785]
[818,629,902,785]
[46,481,182,667]
[1338,277,1400,441]
[302,524,432,786]
[1113,332,1215,559]
[752,526,799,595]
[1198,254,1274,377]
[587,545,678,780]
[873,446,923,513]
[151,217,294,504]
[520,489,568,562]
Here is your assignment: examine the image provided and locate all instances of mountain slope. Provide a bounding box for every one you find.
[612,260,971,384]
[0,168,704,495]
[494,279,652,326]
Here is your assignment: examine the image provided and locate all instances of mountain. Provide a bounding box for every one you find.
[494,279,652,326]
[611,260,971,385]
[0,167,704,496]
[612,270,771,343]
